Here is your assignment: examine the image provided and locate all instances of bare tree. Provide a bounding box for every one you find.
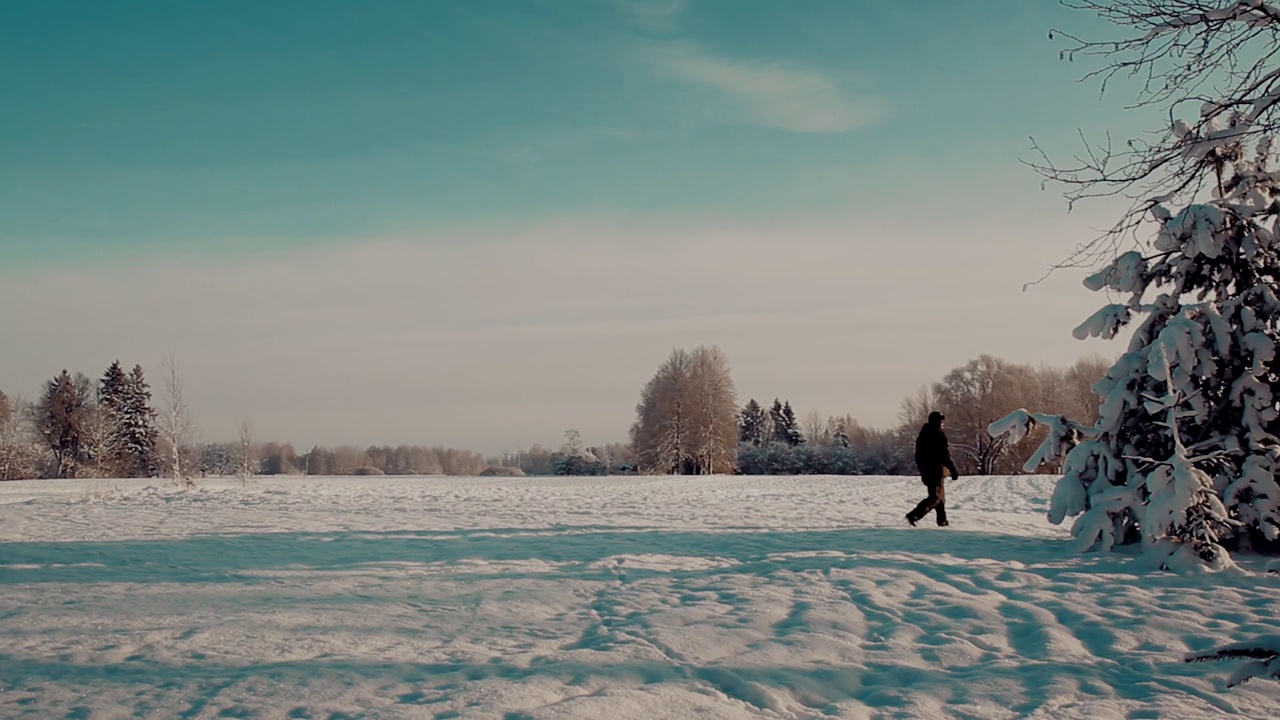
[237,419,257,485]
[632,349,692,474]
[933,355,1038,475]
[1033,0,1280,268]
[631,346,737,474]
[685,346,738,474]
[35,371,94,478]
[80,404,125,479]
[802,410,830,446]
[0,394,40,481]
[159,353,199,487]
[1062,354,1113,422]
[898,384,940,430]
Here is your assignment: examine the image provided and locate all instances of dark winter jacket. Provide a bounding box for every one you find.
[915,421,959,483]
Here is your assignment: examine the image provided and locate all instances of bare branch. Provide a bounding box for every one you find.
[1036,1,1280,266]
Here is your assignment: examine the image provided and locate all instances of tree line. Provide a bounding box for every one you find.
[0,359,489,481]
[1,350,1108,481]
[621,345,1109,477]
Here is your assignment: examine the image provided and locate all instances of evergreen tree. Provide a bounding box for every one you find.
[990,0,1280,570]
[773,397,803,443]
[738,399,768,446]
[833,424,851,449]
[99,361,128,405]
[994,122,1280,570]
[94,360,130,476]
[768,399,788,445]
[120,364,159,477]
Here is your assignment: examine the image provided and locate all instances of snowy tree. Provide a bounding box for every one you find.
[993,0,1280,568]
[632,346,738,474]
[1187,635,1280,687]
[92,361,131,477]
[934,355,1038,474]
[0,393,40,480]
[237,419,257,485]
[632,349,692,474]
[80,404,125,479]
[120,364,160,477]
[159,353,199,487]
[551,428,604,476]
[738,399,769,446]
[833,423,852,448]
[685,346,739,474]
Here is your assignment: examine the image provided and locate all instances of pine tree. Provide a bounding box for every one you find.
[990,1,1280,570]
[93,360,130,477]
[780,401,804,447]
[769,399,787,445]
[994,122,1280,570]
[120,364,160,477]
[833,424,851,449]
[739,399,768,446]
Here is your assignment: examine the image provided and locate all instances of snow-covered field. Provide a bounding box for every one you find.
[1,474,1278,719]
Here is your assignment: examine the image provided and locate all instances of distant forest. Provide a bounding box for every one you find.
[0,352,1108,481]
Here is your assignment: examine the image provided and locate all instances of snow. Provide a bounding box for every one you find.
[1,474,1279,719]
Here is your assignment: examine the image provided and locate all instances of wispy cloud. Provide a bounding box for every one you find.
[646,42,888,133]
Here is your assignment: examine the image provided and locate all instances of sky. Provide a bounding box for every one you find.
[0,0,1146,455]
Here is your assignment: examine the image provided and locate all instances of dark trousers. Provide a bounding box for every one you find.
[908,479,947,525]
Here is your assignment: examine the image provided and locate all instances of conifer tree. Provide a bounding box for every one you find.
[739,399,768,446]
[121,364,160,477]
[768,399,788,445]
[833,424,851,449]
[994,0,1280,570]
[764,399,805,446]
[93,361,130,476]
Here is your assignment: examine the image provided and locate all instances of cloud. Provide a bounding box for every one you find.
[647,43,889,132]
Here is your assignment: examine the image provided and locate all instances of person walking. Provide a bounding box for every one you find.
[907,411,959,527]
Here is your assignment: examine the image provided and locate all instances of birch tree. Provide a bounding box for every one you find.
[0,393,39,480]
[159,353,199,487]
[632,349,692,474]
[80,404,125,479]
[237,419,257,485]
[632,346,738,474]
[685,346,738,474]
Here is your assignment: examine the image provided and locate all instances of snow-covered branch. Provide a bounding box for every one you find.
[1187,635,1280,687]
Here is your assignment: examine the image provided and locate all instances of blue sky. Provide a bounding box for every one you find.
[0,1,1134,452]
[0,0,1118,262]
